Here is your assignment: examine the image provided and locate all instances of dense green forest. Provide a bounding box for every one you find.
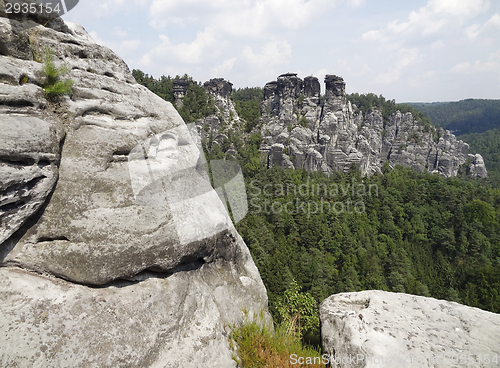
[236,164,500,312]
[408,99,500,135]
[133,71,500,346]
[461,129,500,174]
[231,87,264,132]
[406,98,500,180]
[459,128,500,185]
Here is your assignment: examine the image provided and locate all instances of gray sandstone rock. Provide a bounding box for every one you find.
[0,7,270,367]
[173,78,190,108]
[258,74,488,178]
[320,290,500,368]
[192,78,242,156]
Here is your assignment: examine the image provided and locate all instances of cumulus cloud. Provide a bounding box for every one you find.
[429,0,490,18]
[409,70,438,88]
[141,28,217,65]
[242,41,292,69]
[141,0,336,83]
[362,0,492,45]
[465,12,500,39]
[112,26,128,38]
[450,50,500,74]
[374,48,420,84]
[358,0,498,97]
[149,0,333,35]
[335,57,372,78]
[68,0,498,101]
[88,31,106,46]
[210,57,237,77]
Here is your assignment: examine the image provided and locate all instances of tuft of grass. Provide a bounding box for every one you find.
[229,311,326,368]
[41,48,73,101]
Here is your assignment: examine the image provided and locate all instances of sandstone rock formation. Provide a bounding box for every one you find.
[320,290,500,368]
[173,78,190,108]
[0,3,269,367]
[259,73,488,178]
[193,78,242,156]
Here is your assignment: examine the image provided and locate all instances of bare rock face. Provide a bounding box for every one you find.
[173,78,190,108]
[0,114,64,245]
[204,77,232,99]
[0,5,269,367]
[193,78,242,155]
[259,74,488,178]
[320,291,500,368]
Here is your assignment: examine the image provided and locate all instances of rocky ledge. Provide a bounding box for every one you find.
[320,290,500,368]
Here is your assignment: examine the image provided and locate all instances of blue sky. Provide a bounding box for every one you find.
[63,0,500,102]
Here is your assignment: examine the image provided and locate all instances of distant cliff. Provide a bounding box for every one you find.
[180,73,487,178]
[259,73,487,178]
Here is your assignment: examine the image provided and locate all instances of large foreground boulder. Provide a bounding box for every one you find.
[320,290,500,368]
[0,3,269,367]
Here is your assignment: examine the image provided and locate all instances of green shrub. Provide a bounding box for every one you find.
[275,279,320,347]
[229,310,325,368]
[42,48,73,100]
[300,116,307,127]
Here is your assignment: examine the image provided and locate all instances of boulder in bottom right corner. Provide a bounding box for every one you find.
[319,290,500,368]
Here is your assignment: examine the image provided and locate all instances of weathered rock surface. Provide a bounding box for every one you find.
[173,78,190,108]
[259,73,488,178]
[194,78,242,155]
[0,4,269,367]
[320,291,500,368]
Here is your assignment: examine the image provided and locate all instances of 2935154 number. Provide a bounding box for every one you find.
[5,2,61,14]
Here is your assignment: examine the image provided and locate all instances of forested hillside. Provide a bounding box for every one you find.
[408,99,500,135]
[133,71,500,346]
[407,99,500,180]
[460,128,500,185]
[237,164,500,313]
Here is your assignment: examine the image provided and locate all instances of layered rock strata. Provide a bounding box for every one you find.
[194,78,241,155]
[0,3,269,367]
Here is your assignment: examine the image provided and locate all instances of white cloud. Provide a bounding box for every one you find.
[450,50,500,74]
[141,0,332,83]
[88,30,141,58]
[336,57,372,78]
[465,13,500,39]
[450,61,472,73]
[210,57,237,77]
[362,0,491,45]
[242,41,292,69]
[431,40,445,49]
[113,26,128,38]
[68,0,499,102]
[122,40,141,50]
[142,28,217,65]
[361,30,382,42]
[148,0,333,36]
[429,0,490,18]
[374,48,420,84]
[348,0,365,8]
[409,70,438,88]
